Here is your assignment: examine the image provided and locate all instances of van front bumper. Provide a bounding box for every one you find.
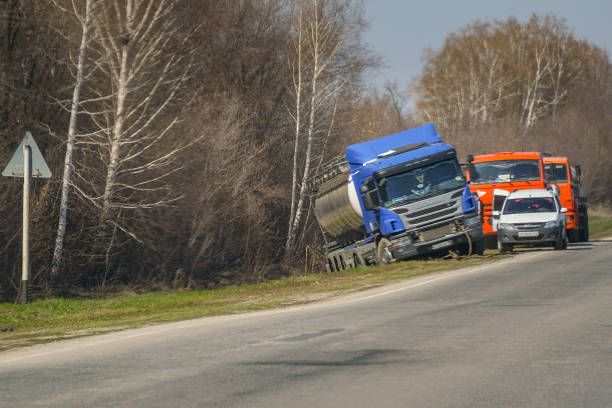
[498,226,562,244]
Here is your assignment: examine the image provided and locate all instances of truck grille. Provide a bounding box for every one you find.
[401,201,457,226]
[408,207,456,225]
[421,224,454,242]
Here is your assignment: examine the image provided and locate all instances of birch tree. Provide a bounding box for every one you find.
[71,0,193,269]
[51,0,95,279]
[285,0,354,257]
[415,14,590,134]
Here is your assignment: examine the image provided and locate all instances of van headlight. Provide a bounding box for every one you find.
[498,223,515,230]
[544,220,560,228]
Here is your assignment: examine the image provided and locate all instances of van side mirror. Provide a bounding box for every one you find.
[560,207,568,213]
[492,210,500,217]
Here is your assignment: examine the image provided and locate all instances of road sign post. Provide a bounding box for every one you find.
[2,132,51,304]
[21,144,31,304]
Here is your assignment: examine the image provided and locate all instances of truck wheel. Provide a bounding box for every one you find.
[353,253,365,268]
[497,238,512,253]
[567,229,579,243]
[553,233,567,250]
[582,210,589,241]
[376,238,394,265]
[579,207,589,242]
[472,238,485,255]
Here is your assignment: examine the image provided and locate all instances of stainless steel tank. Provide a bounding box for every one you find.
[313,169,364,242]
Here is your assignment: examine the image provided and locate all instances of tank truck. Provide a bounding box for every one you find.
[311,123,484,271]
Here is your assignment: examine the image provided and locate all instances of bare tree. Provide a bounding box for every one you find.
[51,0,95,280]
[69,0,194,271]
[285,0,353,257]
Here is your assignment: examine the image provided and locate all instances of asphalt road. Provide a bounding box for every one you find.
[1,239,611,407]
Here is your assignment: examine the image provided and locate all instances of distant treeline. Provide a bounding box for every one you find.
[0,2,609,302]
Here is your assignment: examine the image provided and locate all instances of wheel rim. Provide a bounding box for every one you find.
[378,239,393,264]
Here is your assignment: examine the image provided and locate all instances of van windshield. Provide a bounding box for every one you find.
[503,197,556,214]
[380,159,464,207]
[470,159,541,184]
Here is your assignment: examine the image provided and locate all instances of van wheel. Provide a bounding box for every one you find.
[376,238,394,265]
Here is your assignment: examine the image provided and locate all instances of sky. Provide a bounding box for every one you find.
[363,0,612,90]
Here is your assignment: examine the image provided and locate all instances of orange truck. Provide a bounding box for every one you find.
[466,152,549,244]
[543,156,588,242]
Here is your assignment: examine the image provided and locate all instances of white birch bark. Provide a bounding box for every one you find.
[285,0,347,256]
[50,0,94,279]
[287,6,303,247]
[99,34,129,227]
[69,0,191,234]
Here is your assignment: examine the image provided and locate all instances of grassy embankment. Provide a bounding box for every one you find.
[0,254,502,352]
[2,210,611,352]
[588,206,612,239]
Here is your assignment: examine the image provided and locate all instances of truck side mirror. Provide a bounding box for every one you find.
[466,154,474,163]
[574,165,581,179]
[360,178,379,211]
[362,193,376,211]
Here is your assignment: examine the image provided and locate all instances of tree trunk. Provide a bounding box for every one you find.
[50,0,93,280]
[99,40,129,229]
[287,7,303,250]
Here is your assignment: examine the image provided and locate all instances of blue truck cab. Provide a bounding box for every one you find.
[312,123,484,271]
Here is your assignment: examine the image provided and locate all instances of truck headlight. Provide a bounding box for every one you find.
[498,223,515,230]
[544,221,559,228]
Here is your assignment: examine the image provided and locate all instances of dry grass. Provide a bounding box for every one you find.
[0,252,507,352]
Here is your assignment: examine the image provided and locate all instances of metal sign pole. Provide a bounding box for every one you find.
[21,144,31,304]
[2,131,51,304]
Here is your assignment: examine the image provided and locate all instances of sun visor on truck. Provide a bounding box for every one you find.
[345,123,442,166]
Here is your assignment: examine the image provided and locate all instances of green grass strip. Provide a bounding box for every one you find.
[589,215,612,239]
[0,254,501,352]
[2,212,611,353]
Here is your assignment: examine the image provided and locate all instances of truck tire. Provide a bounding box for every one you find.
[497,238,512,253]
[472,238,485,255]
[353,252,365,268]
[578,207,589,242]
[567,229,580,243]
[582,210,589,242]
[553,233,567,250]
[376,238,394,265]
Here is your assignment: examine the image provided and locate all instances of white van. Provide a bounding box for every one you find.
[496,188,567,252]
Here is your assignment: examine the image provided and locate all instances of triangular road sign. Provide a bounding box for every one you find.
[2,131,52,178]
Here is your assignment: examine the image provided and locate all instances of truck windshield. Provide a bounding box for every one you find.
[544,163,568,183]
[503,197,556,214]
[380,159,464,207]
[470,159,541,184]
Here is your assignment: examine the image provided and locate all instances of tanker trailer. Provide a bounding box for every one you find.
[311,123,484,271]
